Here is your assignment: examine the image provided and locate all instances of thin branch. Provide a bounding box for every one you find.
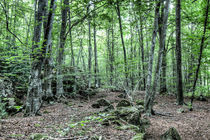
[64,2,107,39]
[0,1,24,45]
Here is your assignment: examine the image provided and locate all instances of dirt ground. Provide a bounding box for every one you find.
[0,90,209,140]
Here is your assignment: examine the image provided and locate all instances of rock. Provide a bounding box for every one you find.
[115,106,141,125]
[136,105,144,113]
[103,104,114,112]
[131,133,145,140]
[92,103,100,108]
[135,100,144,106]
[115,124,140,132]
[97,99,111,106]
[117,94,125,98]
[92,99,111,108]
[29,133,48,140]
[116,100,131,107]
[161,127,181,140]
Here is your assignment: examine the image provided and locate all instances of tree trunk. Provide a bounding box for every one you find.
[88,4,92,88]
[191,0,209,105]
[176,0,184,105]
[144,0,161,115]
[93,2,99,88]
[56,0,69,97]
[116,0,128,87]
[159,0,170,94]
[25,0,56,116]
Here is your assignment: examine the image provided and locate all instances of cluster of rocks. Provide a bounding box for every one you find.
[92,98,149,139]
[92,98,182,140]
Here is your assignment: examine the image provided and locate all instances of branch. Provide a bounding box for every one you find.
[64,2,107,39]
[0,1,24,45]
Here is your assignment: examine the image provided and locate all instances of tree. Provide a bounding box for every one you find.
[25,0,56,116]
[175,0,184,105]
[56,0,69,97]
[144,0,161,115]
[191,0,209,107]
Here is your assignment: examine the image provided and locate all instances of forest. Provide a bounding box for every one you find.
[0,0,209,139]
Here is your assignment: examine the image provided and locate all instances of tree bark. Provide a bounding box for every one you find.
[25,0,48,116]
[159,0,170,94]
[116,0,128,87]
[144,0,161,115]
[176,0,184,105]
[191,0,209,105]
[56,0,69,97]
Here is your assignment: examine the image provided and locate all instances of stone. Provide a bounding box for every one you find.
[161,127,181,140]
[116,100,131,107]
[103,105,114,112]
[115,106,141,125]
[97,99,111,106]
[135,100,144,106]
[92,99,111,108]
[131,133,145,140]
[92,103,100,108]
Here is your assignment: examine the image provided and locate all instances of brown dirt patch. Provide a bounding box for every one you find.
[0,90,209,140]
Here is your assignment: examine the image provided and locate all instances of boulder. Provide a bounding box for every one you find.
[135,99,144,106]
[116,100,131,107]
[103,104,114,112]
[92,99,111,108]
[131,133,145,140]
[97,99,111,106]
[115,106,141,125]
[161,127,181,140]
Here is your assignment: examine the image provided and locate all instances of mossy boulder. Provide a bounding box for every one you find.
[115,124,140,132]
[115,106,141,125]
[29,133,48,140]
[103,104,114,112]
[92,99,111,108]
[131,133,145,140]
[136,105,144,113]
[116,100,131,107]
[135,100,144,106]
[161,127,181,140]
[97,99,111,106]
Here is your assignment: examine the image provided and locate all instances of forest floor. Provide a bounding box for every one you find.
[0,89,210,140]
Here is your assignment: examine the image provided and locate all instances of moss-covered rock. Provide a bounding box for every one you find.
[92,99,111,108]
[92,103,100,108]
[29,133,48,140]
[116,100,131,107]
[131,133,145,140]
[103,104,114,112]
[115,124,140,132]
[115,107,141,125]
[161,127,181,140]
[97,99,111,106]
[135,100,144,106]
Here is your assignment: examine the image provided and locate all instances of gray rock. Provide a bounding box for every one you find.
[116,100,131,107]
[161,127,181,140]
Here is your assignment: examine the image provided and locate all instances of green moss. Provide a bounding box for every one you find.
[131,133,145,140]
[9,134,24,138]
[29,133,48,140]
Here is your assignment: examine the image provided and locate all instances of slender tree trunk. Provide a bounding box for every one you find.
[43,0,56,100]
[176,0,184,105]
[56,0,69,97]
[110,15,115,86]
[88,7,92,88]
[191,0,209,105]
[116,0,128,87]
[144,0,161,115]
[159,0,170,94]
[93,3,99,88]
[25,0,48,116]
